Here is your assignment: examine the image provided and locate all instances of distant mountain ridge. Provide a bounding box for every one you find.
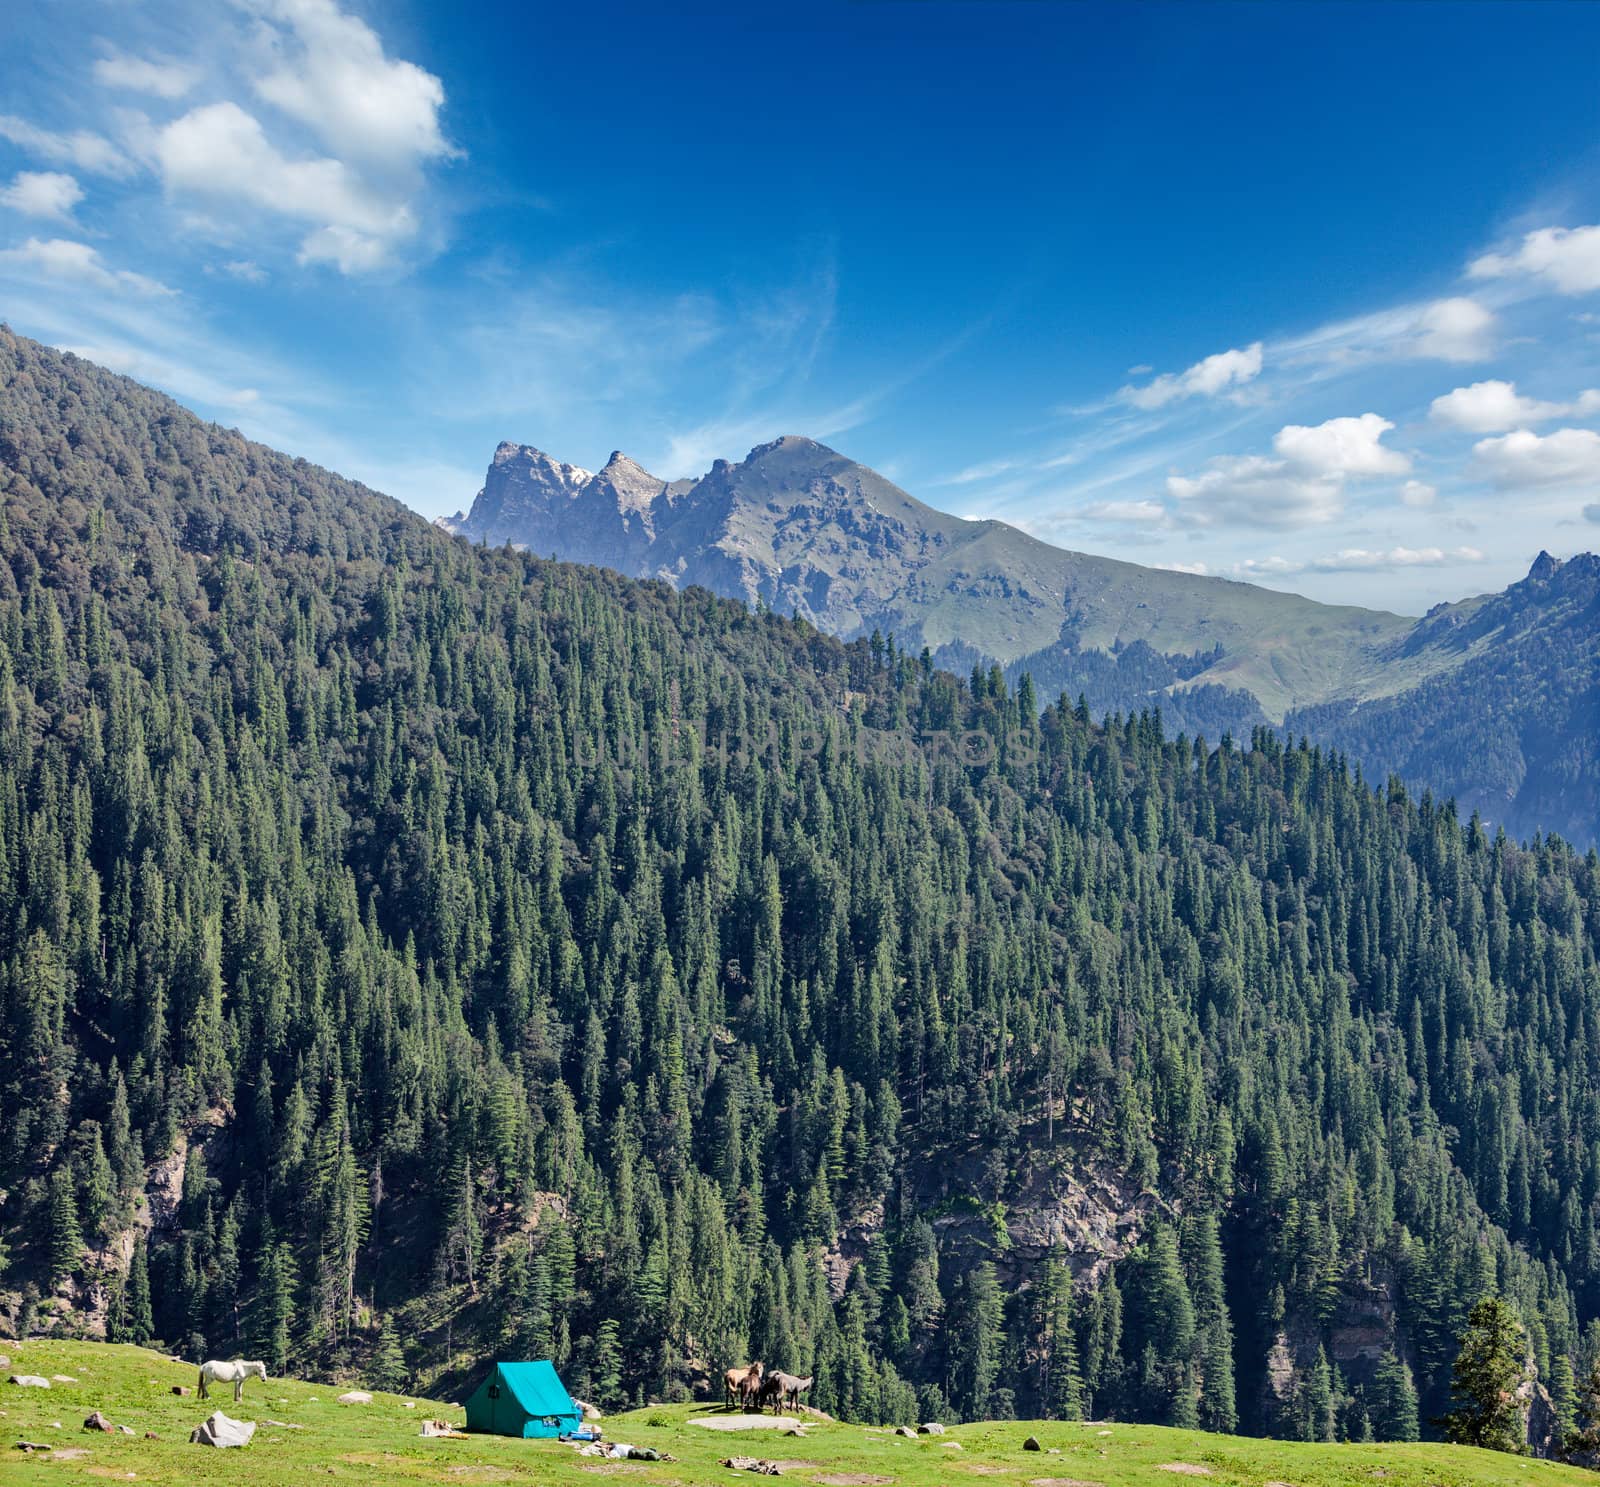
[1287,550,1600,845]
[441,436,1412,720]
[445,436,1600,845]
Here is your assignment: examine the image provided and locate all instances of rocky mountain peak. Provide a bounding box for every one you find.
[493,443,593,490]
[592,451,669,518]
[749,434,833,460]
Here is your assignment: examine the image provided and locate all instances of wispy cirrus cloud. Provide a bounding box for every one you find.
[92,52,200,100]
[0,236,173,296]
[0,114,131,177]
[1272,294,1497,374]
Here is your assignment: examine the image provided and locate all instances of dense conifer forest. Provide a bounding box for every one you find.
[4,327,1600,1450]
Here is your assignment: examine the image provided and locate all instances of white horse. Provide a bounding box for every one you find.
[198,1358,268,1402]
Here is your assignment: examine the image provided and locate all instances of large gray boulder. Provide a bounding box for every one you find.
[189,1411,257,1448]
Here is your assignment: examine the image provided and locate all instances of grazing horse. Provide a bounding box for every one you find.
[782,1373,814,1414]
[198,1359,268,1403]
[724,1361,763,1411]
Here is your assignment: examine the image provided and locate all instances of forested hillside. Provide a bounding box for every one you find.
[5,328,1600,1452]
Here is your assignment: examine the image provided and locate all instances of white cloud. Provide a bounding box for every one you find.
[0,237,173,297]
[0,114,130,177]
[1232,546,1483,579]
[93,52,200,100]
[1165,414,1409,529]
[214,259,268,283]
[1430,378,1600,433]
[246,0,455,169]
[1275,295,1496,372]
[1122,341,1263,409]
[1472,427,1600,489]
[154,101,414,271]
[297,223,392,273]
[1311,545,1483,573]
[1471,225,1600,296]
[126,0,456,277]
[1232,555,1304,578]
[1168,454,1344,528]
[1414,297,1496,363]
[1400,480,1437,508]
[1586,503,1600,524]
[0,170,83,222]
[1076,499,1168,524]
[1157,560,1209,575]
[1273,413,1410,477]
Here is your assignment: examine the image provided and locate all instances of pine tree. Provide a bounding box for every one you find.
[47,1166,84,1285]
[1302,1346,1336,1443]
[1372,1346,1420,1442]
[253,1228,297,1375]
[1561,1358,1600,1464]
[369,1315,408,1392]
[947,1262,1004,1421]
[1038,1252,1083,1420]
[592,1318,624,1408]
[1080,1268,1123,1419]
[1128,1223,1195,1423]
[1439,1296,1528,1454]
[1550,1353,1578,1449]
[1182,1214,1236,1433]
[122,1236,155,1346]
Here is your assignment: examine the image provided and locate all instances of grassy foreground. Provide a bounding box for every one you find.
[0,1339,1589,1487]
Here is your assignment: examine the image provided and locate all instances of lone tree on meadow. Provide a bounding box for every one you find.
[1438,1296,1529,1454]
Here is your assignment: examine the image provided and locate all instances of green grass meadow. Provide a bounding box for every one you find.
[0,1340,1591,1487]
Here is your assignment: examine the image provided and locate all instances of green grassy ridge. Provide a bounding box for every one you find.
[0,1340,1587,1487]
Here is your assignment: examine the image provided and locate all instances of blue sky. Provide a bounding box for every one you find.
[2,0,1599,612]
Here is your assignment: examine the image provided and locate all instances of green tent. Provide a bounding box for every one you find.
[464,1360,582,1439]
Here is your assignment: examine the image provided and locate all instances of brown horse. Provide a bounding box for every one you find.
[724,1360,763,1411]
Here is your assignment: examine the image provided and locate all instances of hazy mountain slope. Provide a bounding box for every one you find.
[1287,552,1600,843]
[443,435,1413,721]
